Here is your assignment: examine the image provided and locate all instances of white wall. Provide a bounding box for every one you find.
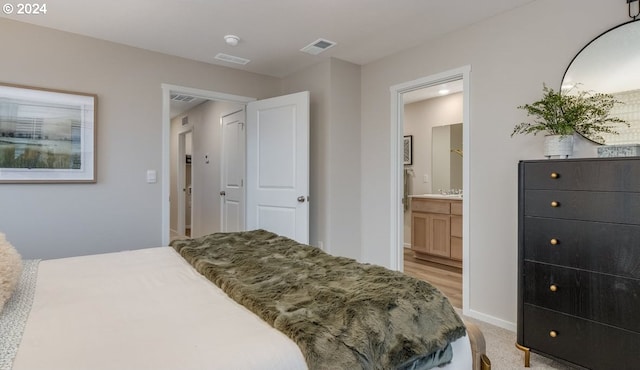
[0,18,280,259]
[360,0,623,329]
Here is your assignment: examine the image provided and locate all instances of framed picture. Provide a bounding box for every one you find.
[0,83,97,183]
[403,135,413,165]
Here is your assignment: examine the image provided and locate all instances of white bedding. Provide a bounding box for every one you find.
[9,247,471,370]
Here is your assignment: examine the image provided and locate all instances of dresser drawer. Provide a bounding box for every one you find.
[411,199,450,214]
[524,190,640,224]
[523,262,640,332]
[521,159,640,191]
[523,217,640,279]
[522,305,640,370]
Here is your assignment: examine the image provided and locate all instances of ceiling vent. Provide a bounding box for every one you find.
[170,93,196,103]
[214,53,251,65]
[300,38,337,55]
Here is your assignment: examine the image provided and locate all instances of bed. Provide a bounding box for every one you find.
[1,230,490,370]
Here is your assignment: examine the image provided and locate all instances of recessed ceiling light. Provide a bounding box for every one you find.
[438,89,450,95]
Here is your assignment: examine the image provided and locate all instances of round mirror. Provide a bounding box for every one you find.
[562,20,640,144]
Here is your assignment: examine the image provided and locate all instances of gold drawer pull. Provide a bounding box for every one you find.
[550,284,558,292]
[550,201,559,207]
[549,330,558,338]
[550,172,559,179]
[550,238,559,245]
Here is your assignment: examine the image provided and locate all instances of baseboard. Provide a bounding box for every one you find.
[464,308,516,332]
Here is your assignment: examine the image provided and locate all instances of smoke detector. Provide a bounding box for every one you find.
[224,35,240,46]
[300,38,337,55]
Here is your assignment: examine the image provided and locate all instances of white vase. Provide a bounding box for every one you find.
[544,135,574,158]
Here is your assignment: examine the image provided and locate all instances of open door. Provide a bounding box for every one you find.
[246,91,309,244]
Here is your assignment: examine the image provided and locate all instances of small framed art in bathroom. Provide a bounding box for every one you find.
[403,135,412,165]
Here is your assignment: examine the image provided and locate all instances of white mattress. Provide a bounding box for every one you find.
[11,247,471,370]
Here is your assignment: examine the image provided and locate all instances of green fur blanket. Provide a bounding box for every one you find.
[171,230,465,370]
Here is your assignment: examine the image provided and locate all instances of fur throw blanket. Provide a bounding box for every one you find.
[0,232,23,313]
[171,230,465,370]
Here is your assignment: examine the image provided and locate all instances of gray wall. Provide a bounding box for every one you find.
[280,58,362,259]
[360,0,624,329]
[0,18,280,259]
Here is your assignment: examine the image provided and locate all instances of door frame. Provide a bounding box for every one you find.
[389,65,471,314]
[161,83,255,245]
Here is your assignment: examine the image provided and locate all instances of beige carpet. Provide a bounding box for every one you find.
[459,312,574,369]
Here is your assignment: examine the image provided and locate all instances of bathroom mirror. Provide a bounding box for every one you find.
[562,20,640,144]
[432,123,462,192]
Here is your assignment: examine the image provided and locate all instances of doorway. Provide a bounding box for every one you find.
[162,85,310,247]
[162,84,255,245]
[389,66,471,313]
[401,81,464,308]
[176,130,193,238]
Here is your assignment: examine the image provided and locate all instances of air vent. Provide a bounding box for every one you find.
[300,38,337,55]
[214,53,251,65]
[182,116,189,126]
[171,94,196,103]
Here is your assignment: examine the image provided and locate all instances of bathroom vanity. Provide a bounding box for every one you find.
[410,195,462,268]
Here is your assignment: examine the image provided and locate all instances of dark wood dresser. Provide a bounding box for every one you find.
[517,158,640,369]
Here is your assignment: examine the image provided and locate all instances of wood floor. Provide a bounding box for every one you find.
[403,248,462,308]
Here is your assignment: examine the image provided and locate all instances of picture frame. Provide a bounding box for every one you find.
[0,83,97,183]
[403,135,413,165]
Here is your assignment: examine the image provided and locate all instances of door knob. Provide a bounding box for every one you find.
[220,191,226,196]
[297,196,306,203]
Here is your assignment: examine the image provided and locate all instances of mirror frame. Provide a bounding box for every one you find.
[561,19,640,144]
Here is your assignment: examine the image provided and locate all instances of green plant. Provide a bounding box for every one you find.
[512,84,628,144]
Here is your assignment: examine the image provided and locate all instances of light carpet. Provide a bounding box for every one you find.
[458,312,574,369]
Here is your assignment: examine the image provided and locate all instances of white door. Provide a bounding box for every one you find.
[246,91,309,244]
[220,109,245,232]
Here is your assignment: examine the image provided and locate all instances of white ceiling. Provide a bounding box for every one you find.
[1,0,535,78]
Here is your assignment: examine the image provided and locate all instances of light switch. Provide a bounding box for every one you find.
[146,170,157,184]
[423,174,429,183]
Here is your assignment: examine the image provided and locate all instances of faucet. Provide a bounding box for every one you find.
[438,188,463,196]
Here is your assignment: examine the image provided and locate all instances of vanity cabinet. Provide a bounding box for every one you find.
[411,197,462,268]
[517,158,640,369]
